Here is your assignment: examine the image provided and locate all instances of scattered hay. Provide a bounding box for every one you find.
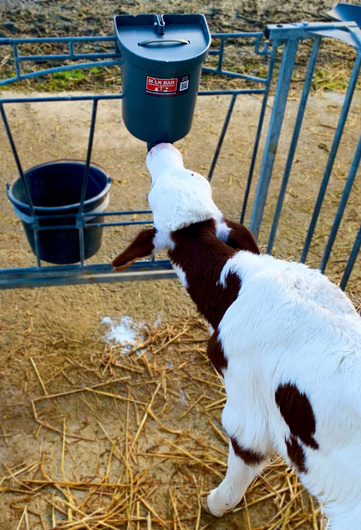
[1,316,325,529]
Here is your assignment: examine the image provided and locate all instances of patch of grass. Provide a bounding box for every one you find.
[0,65,122,92]
[311,66,359,93]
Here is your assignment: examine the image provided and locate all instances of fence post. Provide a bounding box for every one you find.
[250,38,299,239]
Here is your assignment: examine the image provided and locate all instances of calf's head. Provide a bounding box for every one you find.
[112,143,258,270]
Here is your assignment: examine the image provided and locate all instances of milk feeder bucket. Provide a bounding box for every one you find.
[114,14,211,145]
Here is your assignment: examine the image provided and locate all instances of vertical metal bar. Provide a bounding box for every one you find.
[78,99,98,265]
[240,42,278,224]
[249,38,299,240]
[69,40,75,60]
[300,52,361,263]
[13,43,20,79]
[0,104,36,216]
[320,130,361,273]
[217,37,226,73]
[33,229,41,269]
[79,99,98,214]
[78,226,85,266]
[207,93,237,182]
[267,37,321,253]
[340,222,361,290]
[1,104,43,266]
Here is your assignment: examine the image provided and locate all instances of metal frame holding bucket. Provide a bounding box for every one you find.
[0,9,361,290]
[7,160,111,264]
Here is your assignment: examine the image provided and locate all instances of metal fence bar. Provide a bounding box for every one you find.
[202,66,268,84]
[249,38,299,239]
[300,52,361,263]
[265,20,360,41]
[0,264,177,290]
[0,36,118,44]
[18,53,119,62]
[29,210,152,222]
[0,90,265,104]
[320,130,361,273]
[217,37,226,72]
[0,32,263,45]
[0,104,43,267]
[1,27,360,289]
[0,60,123,86]
[78,99,99,265]
[340,222,361,290]
[204,33,269,82]
[267,37,321,253]
[13,43,20,78]
[0,34,121,86]
[0,259,172,278]
[240,42,278,224]
[1,105,34,215]
[32,229,42,269]
[78,101,99,215]
[200,89,266,96]
[207,93,237,182]
[0,95,123,103]
[33,220,153,231]
[0,32,267,86]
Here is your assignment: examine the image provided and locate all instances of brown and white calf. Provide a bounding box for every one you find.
[112,143,361,529]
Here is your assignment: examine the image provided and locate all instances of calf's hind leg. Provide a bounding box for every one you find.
[201,438,268,517]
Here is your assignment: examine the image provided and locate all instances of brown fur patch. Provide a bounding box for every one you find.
[207,329,228,375]
[223,218,260,254]
[169,219,241,329]
[112,228,156,269]
[275,383,319,450]
[285,435,307,473]
[231,437,265,466]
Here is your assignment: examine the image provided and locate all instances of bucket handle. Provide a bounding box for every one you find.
[138,39,190,47]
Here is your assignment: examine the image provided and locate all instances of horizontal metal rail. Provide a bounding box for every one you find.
[0,32,268,86]
[265,20,361,47]
[0,31,272,289]
[0,260,176,290]
[1,24,360,290]
[0,36,121,86]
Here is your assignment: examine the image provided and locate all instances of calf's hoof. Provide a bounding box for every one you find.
[200,494,225,517]
[200,495,212,515]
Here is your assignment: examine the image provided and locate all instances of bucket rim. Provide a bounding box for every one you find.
[7,159,111,214]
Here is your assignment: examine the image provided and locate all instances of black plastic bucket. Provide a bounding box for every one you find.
[114,14,211,145]
[7,161,111,265]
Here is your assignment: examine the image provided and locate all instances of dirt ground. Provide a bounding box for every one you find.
[0,0,340,38]
[1,1,361,529]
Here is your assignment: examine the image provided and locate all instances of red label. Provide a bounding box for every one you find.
[146,76,178,94]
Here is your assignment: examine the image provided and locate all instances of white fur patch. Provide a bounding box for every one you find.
[146,143,183,184]
[172,263,188,289]
[146,144,222,233]
[153,230,175,253]
[215,216,231,241]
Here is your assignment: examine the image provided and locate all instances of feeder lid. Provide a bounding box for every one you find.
[311,2,361,50]
[114,14,211,66]
[327,2,361,27]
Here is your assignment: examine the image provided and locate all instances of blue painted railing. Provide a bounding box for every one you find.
[1,21,361,289]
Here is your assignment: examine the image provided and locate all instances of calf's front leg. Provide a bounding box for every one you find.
[201,438,268,517]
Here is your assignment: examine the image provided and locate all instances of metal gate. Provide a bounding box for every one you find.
[0,18,360,290]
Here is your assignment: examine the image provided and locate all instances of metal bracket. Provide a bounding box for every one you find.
[265,20,361,50]
[154,15,165,36]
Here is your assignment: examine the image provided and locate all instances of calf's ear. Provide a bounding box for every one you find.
[223,218,260,254]
[112,227,156,271]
